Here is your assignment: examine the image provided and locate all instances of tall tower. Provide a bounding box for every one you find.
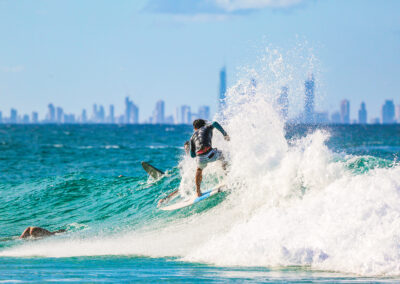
[81,109,87,123]
[125,97,131,124]
[219,66,227,112]
[32,112,39,124]
[10,108,17,124]
[278,86,289,119]
[304,74,315,123]
[340,100,350,124]
[382,100,395,124]
[396,104,400,123]
[181,105,191,124]
[358,102,367,124]
[47,104,55,123]
[153,100,165,124]
[109,105,115,124]
[56,107,64,124]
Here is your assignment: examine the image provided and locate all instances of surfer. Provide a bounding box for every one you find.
[19,226,66,239]
[189,119,230,197]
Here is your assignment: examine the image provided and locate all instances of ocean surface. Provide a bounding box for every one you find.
[0,123,400,282]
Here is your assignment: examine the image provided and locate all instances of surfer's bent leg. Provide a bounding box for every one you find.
[196,168,203,197]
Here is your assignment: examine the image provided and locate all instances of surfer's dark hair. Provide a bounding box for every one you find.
[193,119,206,129]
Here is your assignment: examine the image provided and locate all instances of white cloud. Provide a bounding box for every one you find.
[146,0,307,15]
[215,0,305,12]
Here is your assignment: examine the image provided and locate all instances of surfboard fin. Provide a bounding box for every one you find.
[141,161,164,179]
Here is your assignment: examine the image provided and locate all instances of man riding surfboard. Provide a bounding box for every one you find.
[189,119,230,197]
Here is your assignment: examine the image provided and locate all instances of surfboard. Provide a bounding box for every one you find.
[141,161,164,179]
[159,184,226,211]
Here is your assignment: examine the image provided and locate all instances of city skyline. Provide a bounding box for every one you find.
[1,1,400,120]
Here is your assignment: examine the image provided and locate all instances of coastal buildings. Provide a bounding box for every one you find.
[304,74,315,123]
[358,102,367,124]
[340,100,350,124]
[278,86,289,119]
[382,100,395,124]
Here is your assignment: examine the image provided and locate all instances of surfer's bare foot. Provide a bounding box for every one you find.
[196,191,202,197]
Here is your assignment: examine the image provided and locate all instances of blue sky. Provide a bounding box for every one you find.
[0,0,399,121]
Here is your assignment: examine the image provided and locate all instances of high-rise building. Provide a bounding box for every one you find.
[10,108,17,124]
[56,107,64,123]
[32,112,39,124]
[22,114,29,124]
[396,104,400,123]
[81,109,87,123]
[92,104,98,122]
[64,114,76,124]
[47,104,55,123]
[131,103,139,124]
[98,105,105,123]
[358,102,367,124]
[340,100,350,124]
[382,100,395,124]
[153,100,165,124]
[125,97,139,124]
[180,105,191,124]
[304,74,315,123]
[198,106,210,121]
[278,86,289,119]
[219,66,227,112]
[125,97,131,124]
[109,105,115,124]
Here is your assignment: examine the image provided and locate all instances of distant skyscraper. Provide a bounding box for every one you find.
[92,104,98,122]
[382,100,395,124]
[47,104,55,123]
[56,107,64,123]
[32,112,39,124]
[278,86,289,119]
[219,66,227,112]
[81,109,87,123]
[125,97,139,124]
[131,103,139,124]
[340,100,350,124]
[64,114,76,124]
[153,100,165,124]
[10,108,17,124]
[125,97,131,123]
[198,106,210,121]
[396,104,400,123]
[358,102,367,124]
[304,74,315,123]
[109,105,115,124]
[98,105,105,123]
[180,105,191,124]
[22,114,29,124]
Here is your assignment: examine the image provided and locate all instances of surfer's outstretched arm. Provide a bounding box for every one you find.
[211,121,230,141]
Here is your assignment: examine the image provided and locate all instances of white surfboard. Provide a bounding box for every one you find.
[159,184,226,211]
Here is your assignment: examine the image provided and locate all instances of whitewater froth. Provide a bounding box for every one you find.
[2,46,400,277]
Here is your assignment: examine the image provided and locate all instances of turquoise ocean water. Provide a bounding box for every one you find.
[1,124,400,282]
